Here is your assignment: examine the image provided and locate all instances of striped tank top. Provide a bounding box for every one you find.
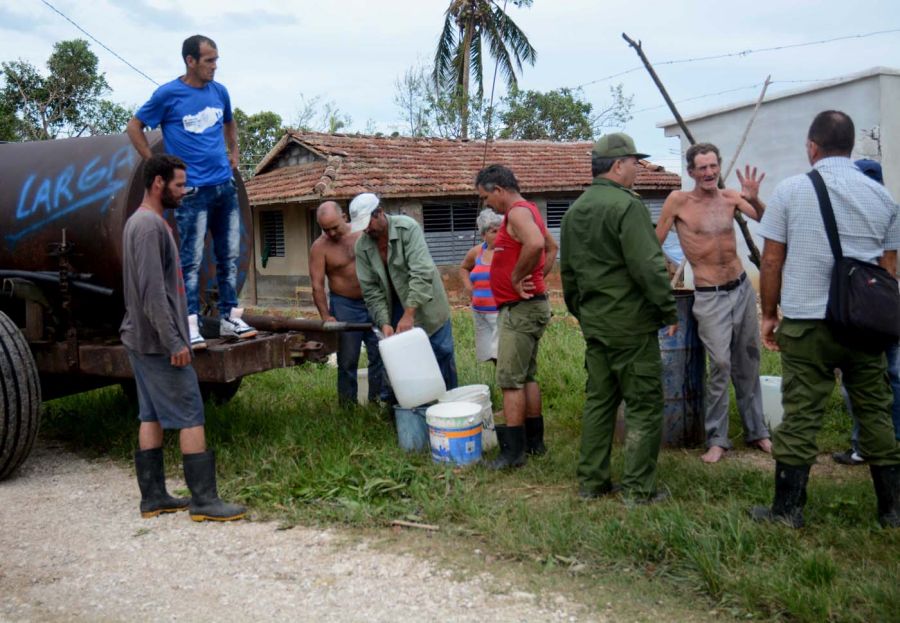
[470,243,498,313]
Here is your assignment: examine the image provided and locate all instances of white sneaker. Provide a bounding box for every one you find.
[220,308,258,339]
[188,314,207,350]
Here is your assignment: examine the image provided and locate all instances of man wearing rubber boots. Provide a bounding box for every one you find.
[561,133,677,504]
[122,154,245,522]
[753,110,900,528]
[475,164,557,469]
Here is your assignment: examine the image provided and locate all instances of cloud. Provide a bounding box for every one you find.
[0,6,53,33]
[120,0,201,30]
[217,10,299,29]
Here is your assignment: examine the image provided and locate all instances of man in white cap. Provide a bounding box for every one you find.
[350,193,458,392]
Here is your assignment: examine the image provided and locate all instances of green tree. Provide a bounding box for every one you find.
[433,0,536,139]
[293,93,351,135]
[499,84,634,141]
[233,108,285,178]
[0,39,131,141]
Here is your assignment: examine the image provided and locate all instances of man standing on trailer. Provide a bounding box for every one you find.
[127,34,256,350]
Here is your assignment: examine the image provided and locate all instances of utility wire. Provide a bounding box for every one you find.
[576,27,900,89]
[630,76,856,114]
[39,0,159,86]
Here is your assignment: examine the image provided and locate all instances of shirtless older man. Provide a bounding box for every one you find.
[309,201,383,404]
[655,143,772,463]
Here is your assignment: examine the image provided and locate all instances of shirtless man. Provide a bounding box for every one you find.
[309,201,383,404]
[655,143,772,463]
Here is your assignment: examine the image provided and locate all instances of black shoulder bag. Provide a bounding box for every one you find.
[808,169,900,354]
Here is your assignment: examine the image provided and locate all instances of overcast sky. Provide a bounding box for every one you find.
[3,0,899,172]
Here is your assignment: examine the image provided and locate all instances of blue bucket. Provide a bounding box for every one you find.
[394,405,429,452]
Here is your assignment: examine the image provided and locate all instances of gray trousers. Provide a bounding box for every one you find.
[692,278,769,449]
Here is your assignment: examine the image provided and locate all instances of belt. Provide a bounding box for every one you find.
[695,272,747,293]
[498,293,548,310]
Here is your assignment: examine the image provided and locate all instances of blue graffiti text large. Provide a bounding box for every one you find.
[8,146,136,246]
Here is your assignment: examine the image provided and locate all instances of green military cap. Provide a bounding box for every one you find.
[592,132,650,160]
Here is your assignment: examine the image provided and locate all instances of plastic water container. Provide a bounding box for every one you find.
[439,384,497,450]
[378,328,446,408]
[394,405,429,452]
[760,376,784,431]
[425,401,483,465]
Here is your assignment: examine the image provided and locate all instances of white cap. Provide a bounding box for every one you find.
[349,193,380,232]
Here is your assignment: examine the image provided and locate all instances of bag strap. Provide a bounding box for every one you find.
[807,169,843,261]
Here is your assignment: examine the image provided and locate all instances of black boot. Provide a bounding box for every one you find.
[525,416,547,456]
[182,450,246,522]
[494,424,511,454]
[135,448,190,518]
[750,462,810,528]
[870,464,900,528]
[487,425,526,470]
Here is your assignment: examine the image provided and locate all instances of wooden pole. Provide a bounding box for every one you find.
[622,33,763,268]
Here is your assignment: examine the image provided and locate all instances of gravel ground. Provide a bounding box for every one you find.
[0,441,593,623]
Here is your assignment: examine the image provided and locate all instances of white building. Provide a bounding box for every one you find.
[658,67,900,281]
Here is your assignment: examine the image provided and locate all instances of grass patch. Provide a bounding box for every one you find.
[41,308,899,622]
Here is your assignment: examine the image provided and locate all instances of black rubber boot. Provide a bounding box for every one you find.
[525,416,547,456]
[749,462,810,528]
[870,464,900,528]
[487,425,526,470]
[494,424,511,454]
[135,448,190,518]
[182,450,246,522]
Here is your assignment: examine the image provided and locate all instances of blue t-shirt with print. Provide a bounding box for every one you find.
[135,78,233,187]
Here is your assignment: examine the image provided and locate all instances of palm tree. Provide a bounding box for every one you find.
[433,0,536,139]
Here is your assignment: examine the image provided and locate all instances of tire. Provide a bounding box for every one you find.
[199,378,243,404]
[0,310,41,480]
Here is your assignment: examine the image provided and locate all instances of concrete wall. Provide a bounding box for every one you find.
[662,72,899,285]
[253,201,312,305]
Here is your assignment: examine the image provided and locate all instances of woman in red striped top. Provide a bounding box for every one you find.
[460,208,503,363]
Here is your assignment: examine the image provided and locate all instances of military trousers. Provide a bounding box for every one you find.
[578,331,664,498]
[775,319,900,466]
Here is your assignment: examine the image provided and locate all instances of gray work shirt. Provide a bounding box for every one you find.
[759,157,900,319]
[119,208,190,355]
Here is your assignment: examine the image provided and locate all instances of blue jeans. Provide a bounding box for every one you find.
[387,300,458,396]
[844,342,900,451]
[329,293,384,404]
[175,180,240,316]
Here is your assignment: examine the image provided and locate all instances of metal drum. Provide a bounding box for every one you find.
[615,290,706,447]
[657,291,706,447]
[0,132,252,328]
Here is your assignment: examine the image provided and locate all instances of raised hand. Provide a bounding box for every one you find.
[736,165,765,201]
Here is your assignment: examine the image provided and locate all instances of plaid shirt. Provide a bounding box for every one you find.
[760,157,900,319]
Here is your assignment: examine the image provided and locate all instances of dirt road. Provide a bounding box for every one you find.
[0,441,592,622]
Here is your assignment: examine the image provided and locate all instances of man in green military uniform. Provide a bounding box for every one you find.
[560,133,678,503]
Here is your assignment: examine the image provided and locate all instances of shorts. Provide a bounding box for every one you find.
[496,298,551,389]
[127,350,205,430]
[473,310,499,362]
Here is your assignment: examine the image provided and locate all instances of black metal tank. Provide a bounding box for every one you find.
[0,132,252,331]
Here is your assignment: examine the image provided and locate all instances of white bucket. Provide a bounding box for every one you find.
[357,368,369,405]
[760,375,784,431]
[425,401,483,465]
[439,384,496,450]
[378,328,446,408]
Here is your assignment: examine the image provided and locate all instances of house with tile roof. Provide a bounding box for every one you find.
[244,132,681,306]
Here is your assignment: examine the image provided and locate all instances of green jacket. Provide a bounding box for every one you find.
[560,177,677,337]
[355,214,450,336]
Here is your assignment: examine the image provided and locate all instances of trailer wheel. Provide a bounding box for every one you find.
[0,310,41,480]
[200,378,243,404]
